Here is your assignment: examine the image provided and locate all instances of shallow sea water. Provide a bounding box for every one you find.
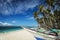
[0,27,23,33]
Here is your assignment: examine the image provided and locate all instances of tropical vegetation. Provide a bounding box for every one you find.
[34,0,60,40]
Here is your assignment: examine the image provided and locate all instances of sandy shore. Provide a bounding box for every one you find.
[0,29,36,40]
[24,28,56,40]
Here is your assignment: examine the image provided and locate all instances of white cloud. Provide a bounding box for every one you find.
[7,0,12,3]
[0,0,40,15]
[12,20,16,23]
[15,0,39,14]
[27,17,35,20]
[0,22,12,26]
[0,22,2,23]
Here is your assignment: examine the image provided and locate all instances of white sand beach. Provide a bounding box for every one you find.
[0,28,56,40]
[0,29,36,40]
[24,28,56,40]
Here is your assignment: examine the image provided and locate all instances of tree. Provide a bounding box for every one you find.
[34,0,60,40]
[34,11,44,29]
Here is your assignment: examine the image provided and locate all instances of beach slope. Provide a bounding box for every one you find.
[0,29,36,40]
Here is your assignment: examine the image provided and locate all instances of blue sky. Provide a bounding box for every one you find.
[0,0,45,26]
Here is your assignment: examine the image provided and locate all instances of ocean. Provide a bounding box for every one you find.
[0,26,23,33]
[0,26,37,33]
[24,26,37,28]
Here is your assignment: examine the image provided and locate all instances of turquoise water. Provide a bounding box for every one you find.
[0,27,23,33]
[25,26,37,28]
[0,26,37,33]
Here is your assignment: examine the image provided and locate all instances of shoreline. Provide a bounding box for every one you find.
[24,28,56,40]
[0,29,36,40]
[0,27,57,40]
